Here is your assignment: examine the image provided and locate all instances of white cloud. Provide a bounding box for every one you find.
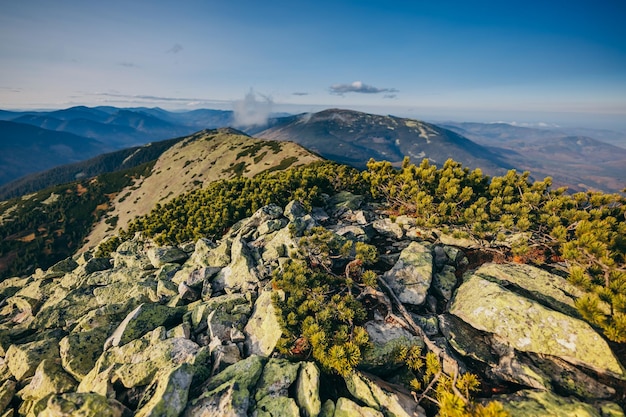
[330,81,398,95]
[233,90,272,127]
[492,120,560,128]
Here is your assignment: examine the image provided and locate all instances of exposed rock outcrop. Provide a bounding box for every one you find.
[0,200,623,416]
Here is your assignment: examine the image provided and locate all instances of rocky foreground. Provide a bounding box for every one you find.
[0,195,624,416]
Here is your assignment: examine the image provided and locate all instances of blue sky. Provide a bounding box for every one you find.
[1,0,625,128]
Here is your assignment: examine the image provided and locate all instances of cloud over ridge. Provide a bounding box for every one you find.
[330,81,398,95]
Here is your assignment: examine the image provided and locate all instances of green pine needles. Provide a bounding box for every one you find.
[272,260,370,376]
[365,157,626,342]
[272,227,379,376]
[98,156,625,343]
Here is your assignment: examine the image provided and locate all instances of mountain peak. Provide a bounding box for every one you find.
[257,108,511,174]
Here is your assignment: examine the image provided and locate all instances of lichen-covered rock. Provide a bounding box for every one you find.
[174,266,221,288]
[451,275,626,378]
[199,239,232,268]
[296,362,321,417]
[185,355,265,417]
[211,343,242,374]
[531,354,616,399]
[187,238,218,267]
[213,238,259,293]
[473,263,583,316]
[262,227,297,262]
[134,363,194,417]
[492,389,624,417]
[255,396,300,417]
[147,246,188,268]
[333,224,371,242]
[433,264,456,302]
[345,372,425,417]
[103,303,183,349]
[334,397,384,417]
[80,329,209,395]
[0,379,16,412]
[361,319,424,373]
[37,392,131,417]
[319,399,335,417]
[0,295,38,327]
[112,239,154,270]
[0,276,32,299]
[49,258,79,274]
[244,290,282,356]
[74,257,112,277]
[437,230,484,249]
[73,301,137,332]
[189,293,251,342]
[372,218,404,239]
[284,200,308,221]
[327,191,364,212]
[60,325,116,381]
[257,218,288,236]
[157,278,179,299]
[383,241,432,306]
[33,286,100,329]
[93,278,159,306]
[5,338,60,381]
[441,313,553,391]
[283,201,316,236]
[18,359,77,401]
[255,358,300,402]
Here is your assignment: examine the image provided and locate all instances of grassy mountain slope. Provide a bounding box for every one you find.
[0,162,156,279]
[0,128,320,278]
[79,128,321,252]
[256,109,513,175]
[0,136,186,201]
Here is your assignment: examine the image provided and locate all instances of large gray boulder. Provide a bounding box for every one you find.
[383,242,432,306]
[188,293,251,343]
[213,238,259,294]
[184,355,265,417]
[103,303,183,349]
[254,358,301,417]
[345,372,425,417]
[244,289,282,357]
[134,363,194,417]
[37,392,131,417]
[5,338,60,382]
[491,389,624,417]
[450,274,625,378]
[146,246,188,268]
[112,239,154,270]
[296,362,322,417]
[18,359,77,402]
[472,263,583,317]
[334,397,384,417]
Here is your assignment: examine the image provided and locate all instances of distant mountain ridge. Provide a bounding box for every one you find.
[0,120,109,186]
[1,105,624,194]
[255,108,513,175]
[442,121,626,192]
[0,106,239,186]
[0,135,187,201]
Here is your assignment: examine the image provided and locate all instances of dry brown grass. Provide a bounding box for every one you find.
[79,130,321,253]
